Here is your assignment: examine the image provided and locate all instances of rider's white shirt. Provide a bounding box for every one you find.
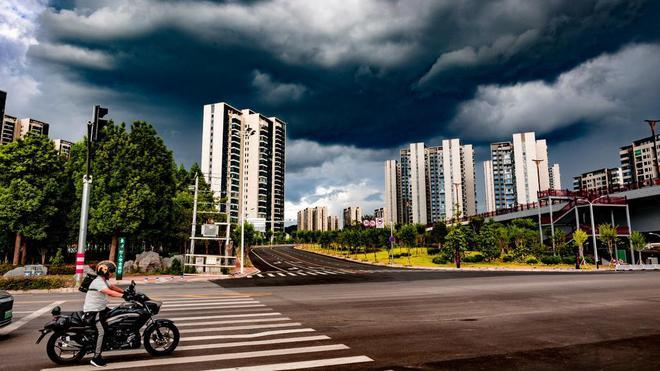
[83,277,109,312]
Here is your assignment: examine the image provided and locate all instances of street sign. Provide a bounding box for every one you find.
[363,220,370,227]
[246,217,267,233]
[201,224,219,237]
[369,220,376,227]
[116,237,126,280]
[375,218,384,228]
[389,236,396,243]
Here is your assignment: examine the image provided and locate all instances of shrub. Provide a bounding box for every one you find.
[48,249,66,266]
[525,257,538,264]
[170,258,182,275]
[427,247,441,255]
[463,254,484,263]
[541,256,562,265]
[184,265,196,274]
[502,255,514,263]
[562,256,576,265]
[47,265,76,275]
[432,256,449,264]
[0,263,15,275]
[0,276,74,291]
[585,256,595,264]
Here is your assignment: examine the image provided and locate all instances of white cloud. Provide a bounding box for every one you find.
[451,43,660,140]
[29,43,115,70]
[285,139,396,223]
[251,71,307,105]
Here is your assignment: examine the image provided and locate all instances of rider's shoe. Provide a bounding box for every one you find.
[90,356,107,367]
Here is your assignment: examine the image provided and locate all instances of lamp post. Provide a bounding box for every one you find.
[452,182,461,268]
[532,159,545,248]
[586,194,610,269]
[644,120,660,181]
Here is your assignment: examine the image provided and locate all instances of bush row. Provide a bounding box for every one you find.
[0,276,75,290]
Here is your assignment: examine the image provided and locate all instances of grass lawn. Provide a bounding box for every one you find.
[297,244,595,270]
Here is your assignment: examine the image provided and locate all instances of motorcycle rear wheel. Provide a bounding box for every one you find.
[46,331,86,365]
[144,322,179,356]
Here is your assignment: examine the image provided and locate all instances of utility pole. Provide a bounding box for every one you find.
[190,176,199,256]
[75,105,108,285]
[644,120,660,180]
[532,159,545,248]
[453,181,461,269]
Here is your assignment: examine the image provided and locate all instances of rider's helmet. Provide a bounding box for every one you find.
[96,260,117,279]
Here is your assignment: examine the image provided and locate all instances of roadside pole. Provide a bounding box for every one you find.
[240,205,245,274]
[116,237,126,280]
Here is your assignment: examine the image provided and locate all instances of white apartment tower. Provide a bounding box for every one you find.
[484,132,561,212]
[384,160,398,226]
[388,139,477,224]
[343,207,362,228]
[201,102,285,232]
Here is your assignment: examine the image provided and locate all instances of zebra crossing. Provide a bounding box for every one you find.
[41,295,373,371]
[247,268,410,279]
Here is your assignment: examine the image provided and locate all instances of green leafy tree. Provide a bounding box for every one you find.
[0,135,67,265]
[477,223,501,261]
[507,219,538,260]
[427,222,447,247]
[445,226,468,267]
[630,231,646,265]
[597,224,618,262]
[397,224,417,265]
[573,229,589,265]
[495,224,510,256]
[231,222,257,250]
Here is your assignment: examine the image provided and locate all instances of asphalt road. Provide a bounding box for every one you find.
[2,246,660,370]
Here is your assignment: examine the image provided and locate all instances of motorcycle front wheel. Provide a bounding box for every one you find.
[46,331,86,364]
[144,322,179,356]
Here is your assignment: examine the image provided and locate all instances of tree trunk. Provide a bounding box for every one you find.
[12,233,22,265]
[109,233,118,262]
[578,244,585,263]
[20,240,27,265]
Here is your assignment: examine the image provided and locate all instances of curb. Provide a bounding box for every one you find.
[7,287,77,295]
[294,246,611,273]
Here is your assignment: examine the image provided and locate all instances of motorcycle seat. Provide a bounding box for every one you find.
[70,311,87,325]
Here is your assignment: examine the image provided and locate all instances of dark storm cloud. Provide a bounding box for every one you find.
[31,0,659,152]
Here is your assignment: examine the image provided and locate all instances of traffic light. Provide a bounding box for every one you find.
[92,105,109,142]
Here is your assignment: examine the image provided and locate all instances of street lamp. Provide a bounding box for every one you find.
[532,159,545,248]
[452,181,461,269]
[643,120,660,181]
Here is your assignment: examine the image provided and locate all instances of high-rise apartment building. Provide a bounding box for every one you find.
[384,160,398,226]
[1,115,17,145]
[0,91,5,126]
[296,206,328,231]
[387,139,477,224]
[374,208,384,219]
[573,168,623,192]
[620,135,660,184]
[201,102,285,232]
[343,206,362,228]
[53,139,73,158]
[327,215,340,231]
[17,118,49,138]
[549,163,561,190]
[484,132,560,212]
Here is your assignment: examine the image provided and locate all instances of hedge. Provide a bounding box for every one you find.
[47,265,76,275]
[432,256,449,264]
[0,276,75,290]
[0,264,14,275]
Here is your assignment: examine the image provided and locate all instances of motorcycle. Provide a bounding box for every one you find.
[36,281,179,365]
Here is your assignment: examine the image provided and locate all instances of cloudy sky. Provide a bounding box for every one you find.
[2,0,660,222]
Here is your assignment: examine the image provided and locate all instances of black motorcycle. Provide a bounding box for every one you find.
[36,281,179,364]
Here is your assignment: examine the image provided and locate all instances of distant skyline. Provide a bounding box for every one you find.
[2,0,660,221]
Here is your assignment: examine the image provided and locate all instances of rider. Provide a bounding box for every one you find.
[83,261,124,367]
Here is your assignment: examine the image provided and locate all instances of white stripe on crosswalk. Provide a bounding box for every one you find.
[102,335,332,357]
[161,304,266,312]
[176,317,291,327]
[296,271,307,276]
[312,271,329,275]
[158,296,250,302]
[286,272,297,276]
[181,328,316,342]
[305,271,318,275]
[179,322,301,333]
[276,272,285,277]
[163,300,258,308]
[204,355,374,371]
[162,298,255,304]
[267,273,275,277]
[167,312,279,321]
[257,274,264,277]
[40,344,349,371]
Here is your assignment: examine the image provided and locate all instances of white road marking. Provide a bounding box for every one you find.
[162,298,253,304]
[179,322,302,333]
[267,273,275,277]
[181,328,316,342]
[286,272,297,276]
[159,296,250,302]
[296,272,308,276]
[312,271,329,275]
[0,300,65,336]
[161,304,266,312]
[104,335,332,357]
[176,317,291,327]
[276,272,285,277]
[41,344,349,371]
[305,271,318,275]
[164,300,258,308]
[204,355,374,371]
[256,274,264,277]
[166,312,279,321]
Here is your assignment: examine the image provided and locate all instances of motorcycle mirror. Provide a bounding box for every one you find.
[51,306,61,316]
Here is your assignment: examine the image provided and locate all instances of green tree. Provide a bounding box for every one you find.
[445,226,468,267]
[495,224,510,256]
[477,223,501,261]
[231,222,257,250]
[630,231,646,265]
[427,222,447,247]
[0,135,67,265]
[597,224,618,262]
[397,224,417,265]
[573,229,589,265]
[507,219,538,260]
